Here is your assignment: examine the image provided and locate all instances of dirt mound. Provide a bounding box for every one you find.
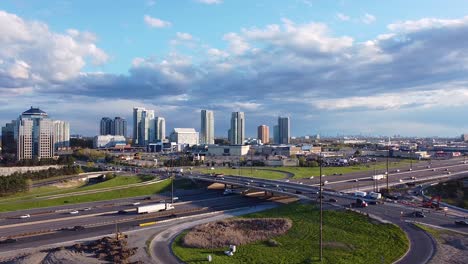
[182,218,292,248]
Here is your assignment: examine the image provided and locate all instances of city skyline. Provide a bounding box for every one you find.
[1,2,468,137]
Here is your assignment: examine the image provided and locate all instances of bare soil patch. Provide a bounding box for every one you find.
[182,218,292,248]
[428,231,468,264]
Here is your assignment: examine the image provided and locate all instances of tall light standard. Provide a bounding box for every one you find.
[319,152,323,262]
[386,144,390,191]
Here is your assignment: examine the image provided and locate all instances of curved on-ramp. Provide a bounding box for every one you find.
[149,207,436,264]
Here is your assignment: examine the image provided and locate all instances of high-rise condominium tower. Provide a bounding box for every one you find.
[100,117,113,135]
[229,112,245,145]
[257,125,269,144]
[200,110,214,144]
[277,116,290,144]
[155,117,166,142]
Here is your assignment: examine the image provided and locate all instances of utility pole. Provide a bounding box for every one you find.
[386,144,389,191]
[171,155,174,204]
[319,152,323,262]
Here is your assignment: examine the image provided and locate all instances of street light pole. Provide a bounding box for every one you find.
[319,152,323,262]
[386,144,389,191]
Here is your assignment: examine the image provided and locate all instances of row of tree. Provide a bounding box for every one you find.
[0,175,30,197]
[0,165,82,196]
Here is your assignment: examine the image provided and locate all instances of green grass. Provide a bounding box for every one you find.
[260,160,416,179]
[0,179,171,212]
[0,175,161,212]
[425,177,468,209]
[172,203,409,264]
[195,167,286,180]
[195,160,415,180]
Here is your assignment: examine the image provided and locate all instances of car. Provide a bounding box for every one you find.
[261,184,267,187]
[323,180,328,185]
[19,214,30,219]
[447,171,451,174]
[72,225,85,231]
[426,166,431,169]
[246,182,250,185]
[396,169,400,172]
[455,220,468,226]
[432,168,436,171]
[412,211,425,218]
[445,168,449,171]
[309,176,314,179]
[353,179,359,182]
[144,196,152,200]
[285,179,290,182]
[299,182,303,185]
[117,210,128,215]
[132,202,141,206]
[408,168,413,171]
[83,207,92,211]
[0,238,17,244]
[69,210,79,215]
[328,198,337,202]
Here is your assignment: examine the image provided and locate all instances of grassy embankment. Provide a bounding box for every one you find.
[425,177,468,209]
[172,203,409,264]
[197,159,416,180]
[0,175,177,212]
[268,160,417,179]
[195,167,286,180]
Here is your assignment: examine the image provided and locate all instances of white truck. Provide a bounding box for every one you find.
[368,192,382,200]
[354,191,367,198]
[137,203,174,214]
[372,174,385,180]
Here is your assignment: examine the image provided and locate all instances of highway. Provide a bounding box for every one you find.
[0,189,276,251]
[1,157,467,263]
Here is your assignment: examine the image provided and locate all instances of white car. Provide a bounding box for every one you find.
[132,202,141,206]
[309,176,314,179]
[396,169,400,172]
[19,214,30,219]
[83,207,92,211]
[69,210,79,215]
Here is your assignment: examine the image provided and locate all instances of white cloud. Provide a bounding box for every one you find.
[336,13,350,21]
[176,32,193,41]
[223,33,250,55]
[242,19,353,53]
[207,48,229,58]
[195,0,222,4]
[0,10,108,83]
[315,85,468,110]
[388,16,468,32]
[144,15,171,28]
[362,13,376,24]
[146,0,156,6]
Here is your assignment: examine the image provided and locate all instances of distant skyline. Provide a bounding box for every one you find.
[1,1,468,137]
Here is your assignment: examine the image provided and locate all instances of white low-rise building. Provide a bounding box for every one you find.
[206,145,250,156]
[169,128,199,146]
[93,135,126,148]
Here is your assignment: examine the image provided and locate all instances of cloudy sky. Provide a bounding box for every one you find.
[1,0,468,138]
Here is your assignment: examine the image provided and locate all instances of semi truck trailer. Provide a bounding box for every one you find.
[137,203,174,214]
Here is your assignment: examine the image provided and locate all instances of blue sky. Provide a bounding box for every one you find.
[1,0,468,137]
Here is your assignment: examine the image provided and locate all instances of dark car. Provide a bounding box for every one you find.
[143,196,152,200]
[117,210,129,215]
[455,220,468,226]
[0,238,17,244]
[412,211,425,218]
[72,225,85,231]
[328,198,337,202]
